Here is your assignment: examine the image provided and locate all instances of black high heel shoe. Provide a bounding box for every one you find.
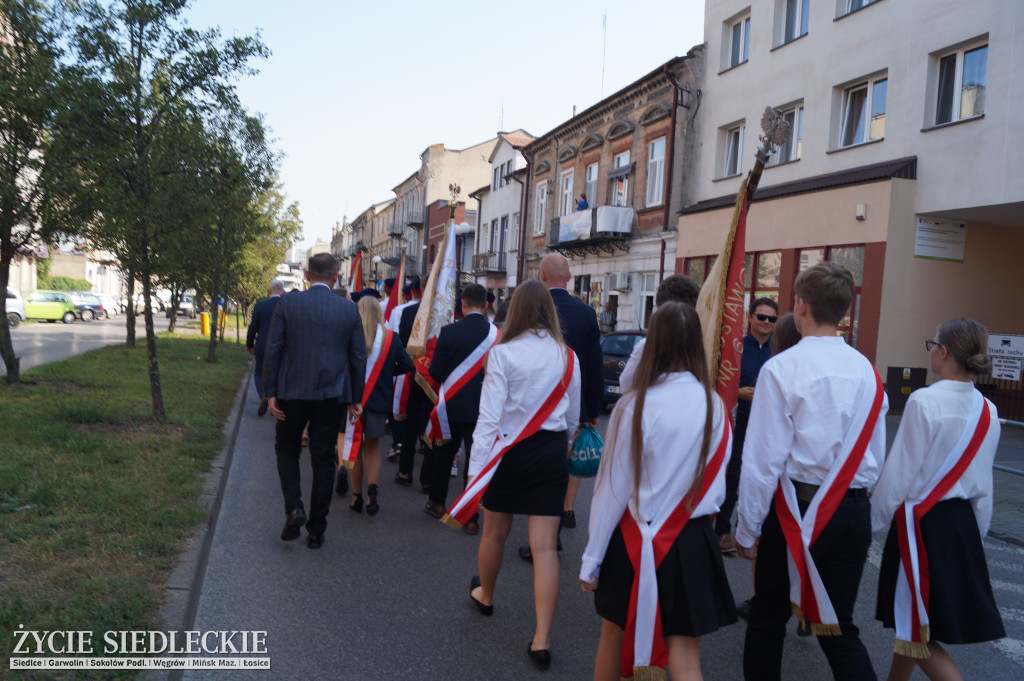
[366,484,379,516]
[527,642,551,669]
[349,494,363,513]
[469,576,493,616]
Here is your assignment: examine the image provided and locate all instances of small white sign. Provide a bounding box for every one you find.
[914,217,966,262]
[988,334,1024,359]
[992,357,1023,382]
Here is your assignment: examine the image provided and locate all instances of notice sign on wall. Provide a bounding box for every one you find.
[914,217,966,262]
[988,333,1024,381]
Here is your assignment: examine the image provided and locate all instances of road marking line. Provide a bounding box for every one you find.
[989,559,1024,574]
[992,579,1024,596]
[992,637,1024,667]
[1000,607,1024,624]
[985,540,1024,557]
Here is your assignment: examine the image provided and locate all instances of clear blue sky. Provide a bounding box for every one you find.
[185,0,706,248]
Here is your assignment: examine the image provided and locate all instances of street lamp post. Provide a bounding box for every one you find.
[372,255,382,291]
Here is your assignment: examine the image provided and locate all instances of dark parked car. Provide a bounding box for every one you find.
[601,330,645,404]
[68,291,106,321]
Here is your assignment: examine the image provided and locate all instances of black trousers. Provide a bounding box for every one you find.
[427,420,474,508]
[398,380,433,483]
[715,413,749,536]
[253,354,265,399]
[743,493,876,681]
[275,399,345,537]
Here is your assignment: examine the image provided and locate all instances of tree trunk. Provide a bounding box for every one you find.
[206,288,219,362]
[0,249,21,385]
[140,247,165,420]
[125,266,136,348]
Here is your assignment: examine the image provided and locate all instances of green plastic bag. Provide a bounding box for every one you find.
[569,426,603,478]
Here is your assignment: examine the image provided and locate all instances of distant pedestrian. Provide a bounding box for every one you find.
[872,317,1004,681]
[263,253,366,549]
[599,302,615,334]
[581,302,736,681]
[341,296,413,517]
[576,193,589,211]
[457,280,581,670]
[246,280,285,417]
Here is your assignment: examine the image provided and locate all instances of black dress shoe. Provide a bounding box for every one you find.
[527,642,551,669]
[335,469,349,496]
[469,576,493,616]
[349,494,363,513]
[306,533,324,549]
[281,508,306,541]
[366,484,379,517]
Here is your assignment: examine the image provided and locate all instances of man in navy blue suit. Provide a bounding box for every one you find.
[264,254,366,549]
[246,279,285,417]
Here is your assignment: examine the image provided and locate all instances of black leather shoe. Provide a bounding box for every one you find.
[424,501,445,518]
[736,597,752,621]
[281,508,306,541]
[335,469,349,497]
[469,575,493,616]
[394,472,412,487]
[306,533,324,549]
[366,484,379,517]
[561,510,576,529]
[257,398,268,417]
[349,494,363,513]
[527,642,551,669]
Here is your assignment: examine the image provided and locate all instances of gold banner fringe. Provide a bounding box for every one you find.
[894,638,931,659]
[414,372,439,404]
[440,514,463,530]
[630,665,666,681]
[810,622,842,636]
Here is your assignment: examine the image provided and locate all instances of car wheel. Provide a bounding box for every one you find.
[5,312,20,329]
[82,309,94,322]
[62,311,76,324]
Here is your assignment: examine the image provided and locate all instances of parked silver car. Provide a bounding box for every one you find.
[5,286,26,328]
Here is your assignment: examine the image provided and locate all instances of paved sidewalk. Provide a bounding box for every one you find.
[149,380,1024,680]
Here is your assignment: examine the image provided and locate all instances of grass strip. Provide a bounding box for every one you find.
[0,336,249,679]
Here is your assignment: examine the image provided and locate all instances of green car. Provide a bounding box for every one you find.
[24,290,78,324]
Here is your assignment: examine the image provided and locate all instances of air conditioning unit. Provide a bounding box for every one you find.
[608,272,631,292]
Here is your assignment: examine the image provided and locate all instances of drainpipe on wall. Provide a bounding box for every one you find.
[516,148,532,285]
[663,55,696,277]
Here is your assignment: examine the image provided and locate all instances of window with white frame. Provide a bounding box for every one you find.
[610,151,630,207]
[533,181,547,235]
[767,103,803,165]
[839,0,879,16]
[639,272,658,329]
[645,137,666,207]
[559,169,575,216]
[932,41,987,126]
[493,168,499,191]
[721,123,745,177]
[775,0,808,46]
[724,12,751,70]
[838,75,886,148]
[585,162,598,205]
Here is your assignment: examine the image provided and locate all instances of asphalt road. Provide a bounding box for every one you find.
[2,314,173,375]
[182,386,1024,681]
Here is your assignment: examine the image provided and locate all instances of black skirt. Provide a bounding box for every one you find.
[876,497,1005,644]
[482,429,568,516]
[594,516,738,637]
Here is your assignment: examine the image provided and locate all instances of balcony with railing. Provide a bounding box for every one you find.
[472,251,507,274]
[547,206,635,256]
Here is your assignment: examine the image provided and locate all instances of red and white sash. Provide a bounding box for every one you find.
[892,390,993,658]
[339,326,394,469]
[424,324,499,445]
[619,413,731,680]
[392,372,411,419]
[441,351,575,529]
[773,369,884,635]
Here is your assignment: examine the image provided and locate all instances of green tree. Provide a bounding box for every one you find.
[0,0,62,384]
[54,0,267,419]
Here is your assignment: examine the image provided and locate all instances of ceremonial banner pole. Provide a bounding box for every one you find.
[695,107,790,414]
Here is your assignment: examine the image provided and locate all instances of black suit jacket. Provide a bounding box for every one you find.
[365,330,415,413]
[428,313,493,424]
[263,284,366,402]
[246,295,281,357]
[399,301,420,347]
[549,288,603,421]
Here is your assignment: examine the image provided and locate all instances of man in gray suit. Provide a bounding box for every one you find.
[264,253,366,549]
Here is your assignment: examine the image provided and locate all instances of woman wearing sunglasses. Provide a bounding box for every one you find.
[871,317,1004,681]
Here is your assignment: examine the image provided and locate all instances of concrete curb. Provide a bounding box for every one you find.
[138,363,252,681]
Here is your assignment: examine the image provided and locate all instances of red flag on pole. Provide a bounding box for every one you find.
[695,178,749,414]
[349,251,363,292]
[384,254,405,320]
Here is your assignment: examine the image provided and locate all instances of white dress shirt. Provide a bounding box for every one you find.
[469,330,581,477]
[387,300,415,333]
[870,380,1000,535]
[580,372,728,580]
[617,337,646,394]
[734,336,889,549]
